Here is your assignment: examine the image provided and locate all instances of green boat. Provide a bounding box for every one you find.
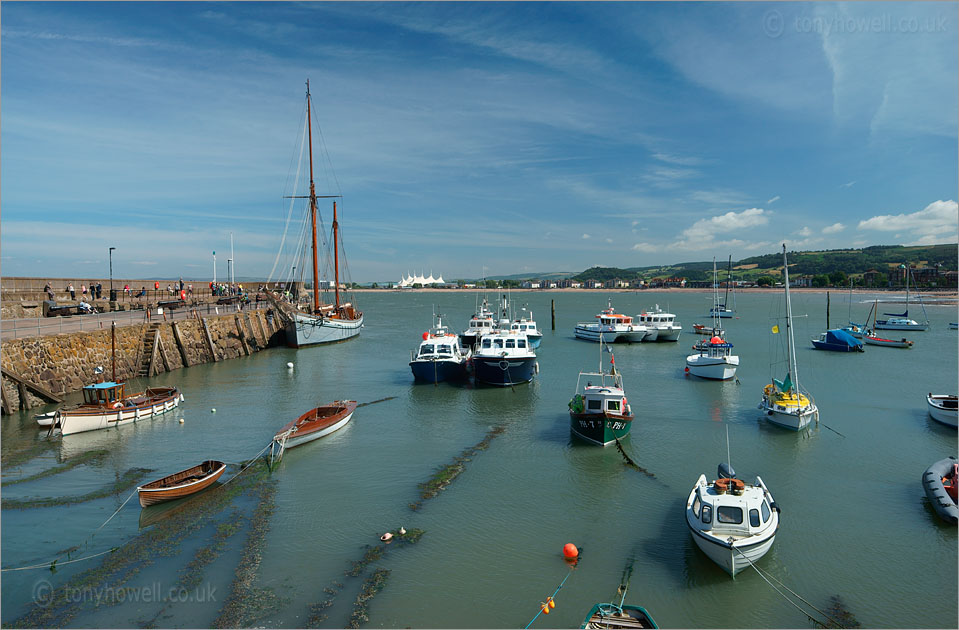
[580,603,658,629]
[569,337,634,446]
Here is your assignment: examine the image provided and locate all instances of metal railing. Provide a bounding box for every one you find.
[0,301,271,340]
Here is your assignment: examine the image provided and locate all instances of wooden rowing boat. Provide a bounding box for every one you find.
[273,400,357,449]
[137,460,226,507]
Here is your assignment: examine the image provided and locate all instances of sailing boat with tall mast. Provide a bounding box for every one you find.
[874,264,929,331]
[759,245,818,431]
[686,258,739,380]
[709,255,736,318]
[282,80,363,348]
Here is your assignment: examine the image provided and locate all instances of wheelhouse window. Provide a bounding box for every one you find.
[607,400,621,412]
[702,504,712,524]
[493,338,504,348]
[761,500,771,523]
[481,338,492,349]
[717,506,743,524]
[505,339,516,348]
[436,345,451,355]
[587,399,602,410]
[419,344,435,356]
[749,508,760,527]
[692,495,701,518]
[518,339,527,348]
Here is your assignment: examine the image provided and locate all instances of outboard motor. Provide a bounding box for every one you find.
[718,462,736,479]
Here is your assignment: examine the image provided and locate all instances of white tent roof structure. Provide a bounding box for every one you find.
[398,271,445,287]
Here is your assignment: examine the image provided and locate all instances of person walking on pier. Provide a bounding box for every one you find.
[68,284,75,300]
[96,282,102,299]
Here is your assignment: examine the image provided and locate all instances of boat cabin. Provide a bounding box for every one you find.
[581,385,627,416]
[478,333,530,353]
[637,307,676,327]
[690,482,773,536]
[597,311,633,326]
[510,321,538,335]
[417,341,457,358]
[82,382,125,406]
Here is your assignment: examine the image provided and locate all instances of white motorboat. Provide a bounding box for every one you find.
[509,306,543,349]
[927,394,958,428]
[459,296,496,349]
[636,305,682,342]
[41,382,183,436]
[874,265,929,331]
[685,462,780,577]
[575,300,648,343]
[759,245,818,431]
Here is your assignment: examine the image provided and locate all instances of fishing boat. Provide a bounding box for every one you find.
[874,265,929,331]
[569,338,633,446]
[922,456,958,524]
[409,315,471,383]
[707,255,736,318]
[574,300,648,343]
[811,329,864,352]
[472,330,537,386]
[137,460,226,507]
[40,323,184,435]
[273,400,357,449]
[459,296,496,349]
[685,460,780,577]
[927,394,958,428]
[692,323,722,336]
[687,259,739,380]
[280,80,363,348]
[635,305,682,342]
[759,245,819,431]
[510,306,543,348]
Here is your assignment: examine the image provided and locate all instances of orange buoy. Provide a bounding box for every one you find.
[541,603,550,615]
[547,597,555,609]
[422,331,429,340]
[563,543,579,559]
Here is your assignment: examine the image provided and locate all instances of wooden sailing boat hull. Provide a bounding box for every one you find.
[137,460,226,507]
[274,401,357,449]
[285,311,363,347]
[55,388,183,436]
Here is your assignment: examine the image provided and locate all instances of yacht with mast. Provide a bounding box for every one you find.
[874,264,930,331]
[687,258,739,380]
[708,255,736,318]
[759,245,819,430]
[283,80,363,348]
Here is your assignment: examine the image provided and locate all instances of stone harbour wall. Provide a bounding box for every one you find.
[1,310,287,413]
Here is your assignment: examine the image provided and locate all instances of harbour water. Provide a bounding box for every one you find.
[2,290,956,628]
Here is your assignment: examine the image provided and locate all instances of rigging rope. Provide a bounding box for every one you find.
[268,103,309,284]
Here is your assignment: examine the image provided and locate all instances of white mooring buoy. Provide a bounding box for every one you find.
[179,418,185,424]
[287,362,294,369]
[211,408,216,413]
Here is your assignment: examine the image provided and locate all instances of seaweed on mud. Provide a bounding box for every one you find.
[818,595,862,629]
[410,425,506,510]
[1,439,58,469]
[1,467,153,509]
[211,477,281,628]
[347,568,390,629]
[306,599,334,627]
[6,462,272,629]
[2,449,110,486]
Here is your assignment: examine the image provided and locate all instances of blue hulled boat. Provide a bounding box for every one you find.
[409,316,471,383]
[811,329,864,352]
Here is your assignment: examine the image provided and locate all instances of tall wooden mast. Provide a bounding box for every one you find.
[333,201,340,309]
[306,80,320,314]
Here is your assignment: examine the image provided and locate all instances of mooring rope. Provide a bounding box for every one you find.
[734,547,843,628]
[524,565,576,629]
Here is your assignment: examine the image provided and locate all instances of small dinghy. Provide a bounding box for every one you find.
[137,460,226,507]
[273,400,357,449]
[863,334,913,348]
[927,394,958,428]
[921,456,958,524]
[581,603,658,629]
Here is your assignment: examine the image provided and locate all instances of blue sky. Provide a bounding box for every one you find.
[2,1,956,283]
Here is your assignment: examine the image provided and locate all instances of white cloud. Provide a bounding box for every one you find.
[799,226,812,237]
[840,180,856,188]
[582,233,591,239]
[631,242,661,252]
[605,238,613,244]
[652,153,704,166]
[672,208,771,251]
[767,195,780,204]
[857,200,958,244]
[822,222,845,234]
[690,189,754,207]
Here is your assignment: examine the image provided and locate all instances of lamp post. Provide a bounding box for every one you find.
[109,247,116,296]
